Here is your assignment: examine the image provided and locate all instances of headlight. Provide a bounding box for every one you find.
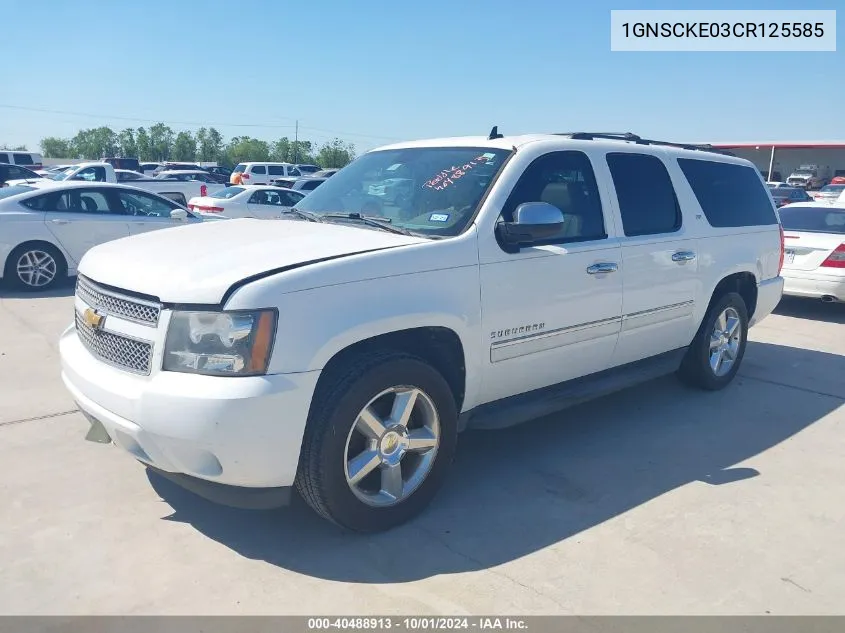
[163,309,277,376]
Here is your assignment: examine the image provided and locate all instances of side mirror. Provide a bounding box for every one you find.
[496,202,564,252]
[170,208,189,221]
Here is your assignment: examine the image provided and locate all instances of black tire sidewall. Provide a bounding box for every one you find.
[314,356,458,532]
[5,243,66,291]
[686,292,749,389]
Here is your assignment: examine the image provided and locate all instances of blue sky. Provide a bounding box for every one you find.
[1,0,841,154]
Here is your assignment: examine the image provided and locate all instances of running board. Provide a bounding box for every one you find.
[459,348,687,431]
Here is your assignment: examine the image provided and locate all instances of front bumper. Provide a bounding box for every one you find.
[60,324,321,502]
[783,271,845,302]
[749,276,785,326]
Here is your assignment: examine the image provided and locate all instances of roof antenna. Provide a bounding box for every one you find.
[488,125,503,140]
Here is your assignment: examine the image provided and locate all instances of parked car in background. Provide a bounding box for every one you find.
[830,174,845,185]
[230,162,301,185]
[6,162,221,206]
[766,181,790,188]
[291,177,328,192]
[779,202,845,302]
[761,170,782,182]
[60,132,784,532]
[809,184,845,202]
[156,169,223,185]
[268,177,297,188]
[295,164,321,174]
[0,182,202,291]
[205,166,232,179]
[311,168,340,178]
[786,164,830,189]
[0,151,43,170]
[36,165,72,176]
[115,170,146,182]
[186,185,306,219]
[140,162,162,176]
[102,157,141,172]
[152,162,202,176]
[1,164,43,187]
[770,186,813,208]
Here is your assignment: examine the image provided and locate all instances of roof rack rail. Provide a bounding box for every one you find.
[554,132,726,154]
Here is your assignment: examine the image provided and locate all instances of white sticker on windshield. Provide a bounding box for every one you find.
[429,213,450,222]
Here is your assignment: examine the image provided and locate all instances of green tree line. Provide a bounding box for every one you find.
[39,125,356,168]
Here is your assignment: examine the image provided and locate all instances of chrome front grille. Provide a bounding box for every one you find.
[75,311,153,375]
[76,276,160,326]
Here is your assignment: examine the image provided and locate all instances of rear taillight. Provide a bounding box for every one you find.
[200,184,207,197]
[820,244,845,269]
[778,224,785,274]
[241,173,250,180]
[194,205,224,213]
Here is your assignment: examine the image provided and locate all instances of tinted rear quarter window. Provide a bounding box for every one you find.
[268,165,284,176]
[678,158,777,227]
[13,153,34,165]
[252,165,267,174]
[606,152,681,236]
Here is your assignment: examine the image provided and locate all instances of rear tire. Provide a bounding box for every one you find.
[678,291,748,391]
[4,242,67,292]
[295,351,458,532]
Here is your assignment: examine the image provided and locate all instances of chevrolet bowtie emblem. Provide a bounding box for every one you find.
[83,308,105,330]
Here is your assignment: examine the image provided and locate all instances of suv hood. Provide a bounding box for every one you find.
[78,218,428,304]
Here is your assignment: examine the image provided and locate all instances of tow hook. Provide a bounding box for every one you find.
[82,411,112,444]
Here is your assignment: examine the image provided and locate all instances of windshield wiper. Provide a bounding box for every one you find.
[281,208,325,222]
[321,212,414,236]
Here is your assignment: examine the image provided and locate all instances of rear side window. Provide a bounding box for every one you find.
[778,207,845,235]
[0,153,10,163]
[606,152,681,236]
[678,158,778,227]
[301,180,321,190]
[268,165,285,176]
[251,165,267,174]
[13,153,34,165]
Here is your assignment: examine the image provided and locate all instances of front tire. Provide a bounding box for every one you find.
[678,291,748,390]
[295,351,458,532]
[4,243,66,292]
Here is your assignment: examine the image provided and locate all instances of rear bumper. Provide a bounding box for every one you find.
[749,276,784,326]
[783,271,845,302]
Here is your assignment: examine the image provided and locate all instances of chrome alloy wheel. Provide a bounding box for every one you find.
[709,306,742,377]
[343,386,441,507]
[16,249,58,288]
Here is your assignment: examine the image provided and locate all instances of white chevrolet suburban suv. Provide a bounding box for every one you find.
[59,130,785,532]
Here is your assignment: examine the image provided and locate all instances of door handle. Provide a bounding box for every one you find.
[586,262,618,274]
[671,251,697,262]
[50,219,70,225]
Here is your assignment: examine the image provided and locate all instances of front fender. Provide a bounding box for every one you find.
[247,266,484,408]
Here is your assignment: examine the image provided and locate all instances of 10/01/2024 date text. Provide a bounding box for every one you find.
[307,617,529,630]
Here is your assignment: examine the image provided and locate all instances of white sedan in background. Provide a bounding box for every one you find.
[187,185,306,219]
[779,202,845,303]
[0,181,205,291]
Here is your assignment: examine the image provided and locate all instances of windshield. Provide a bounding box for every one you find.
[792,171,813,177]
[779,206,845,234]
[771,188,797,197]
[0,185,35,199]
[50,166,79,181]
[209,186,245,199]
[820,185,845,193]
[294,147,510,237]
[233,163,247,173]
